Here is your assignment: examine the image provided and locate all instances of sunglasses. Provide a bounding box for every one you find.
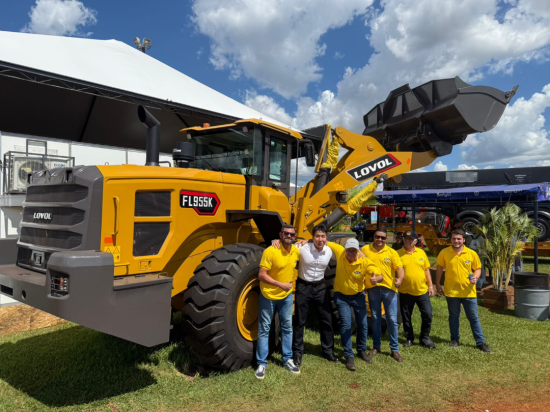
[281,231,297,238]
[374,235,387,240]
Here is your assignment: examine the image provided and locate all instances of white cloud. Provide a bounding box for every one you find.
[22,0,97,37]
[457,164,479,170]
[244,90,295,126]
[290,158,316,186]
[250,0,550,135]
[334,51,345,59]
[434,161,448,171]
[461,83,550,165]
[191,0,373,98]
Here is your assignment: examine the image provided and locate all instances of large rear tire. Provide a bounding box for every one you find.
[182,243,265,371]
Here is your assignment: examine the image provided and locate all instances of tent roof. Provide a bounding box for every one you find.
[0,31,316,154]
[375,183,550,203]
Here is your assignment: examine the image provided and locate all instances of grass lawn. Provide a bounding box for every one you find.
[1,294,550,412]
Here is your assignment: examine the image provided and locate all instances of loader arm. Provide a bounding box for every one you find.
[292,126,436,236]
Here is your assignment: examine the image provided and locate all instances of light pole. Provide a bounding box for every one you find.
[133,37,152,53]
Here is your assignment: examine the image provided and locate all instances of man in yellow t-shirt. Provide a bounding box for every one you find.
[435,229,493,353]
[255,224,301,379]
[397,231,435,349]
[327,238,381,372]
[362,228,404,362]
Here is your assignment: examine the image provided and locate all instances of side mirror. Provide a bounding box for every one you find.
[305,143,315,167]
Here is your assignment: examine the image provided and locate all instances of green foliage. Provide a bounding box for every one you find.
[476,203,539,290]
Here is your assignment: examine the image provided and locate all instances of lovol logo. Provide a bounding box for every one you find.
[180,190,220,215]
[33,212,52,220]
[347,154,401,182]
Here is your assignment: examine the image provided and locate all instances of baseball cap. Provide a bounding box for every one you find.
[404,230,419,240]
[344,238,360,250]
[396,231,404,237]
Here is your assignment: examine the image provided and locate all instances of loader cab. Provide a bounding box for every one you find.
[182,120,298,195]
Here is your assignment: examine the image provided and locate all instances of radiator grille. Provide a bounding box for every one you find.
[133,222,170,256]
[20,227,82,249]
[26,185,88,203]
[135,191,171,216]
[23,207,85,226]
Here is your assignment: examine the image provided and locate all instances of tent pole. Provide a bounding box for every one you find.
[534,195,539,272]
[412,203,416,232]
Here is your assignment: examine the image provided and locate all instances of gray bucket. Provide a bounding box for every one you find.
[514,289,549,321]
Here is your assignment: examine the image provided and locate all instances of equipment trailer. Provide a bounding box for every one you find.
[0,77,516,370]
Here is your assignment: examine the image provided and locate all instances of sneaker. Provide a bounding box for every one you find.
[449,340,459,348]
[391,351,403,362]
[421,338,436,349]
[284,359,300,374]
[255,365,266,380]
[404,340,413,348]
[345,356,356,371]
[357,350,373,364]
[477,343,494,353]
[293,353,302,367]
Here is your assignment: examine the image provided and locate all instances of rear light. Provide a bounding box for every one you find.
[51,273,69,297]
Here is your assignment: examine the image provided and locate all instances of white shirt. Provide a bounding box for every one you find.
[297,243,334,282]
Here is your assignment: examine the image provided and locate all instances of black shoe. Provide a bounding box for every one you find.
[345,356,356,371]
[449,340,459,348]
[421,338,436,349]
[323,353,341,364]
[404,340,413,348]
[293,354,302,367]
[357,350,373,364]
[477,343,494,353]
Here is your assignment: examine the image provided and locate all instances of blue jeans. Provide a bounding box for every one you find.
[446,297,485,345]
[334,292,368,358]
[368,287,399,352]
[256,292,293,367]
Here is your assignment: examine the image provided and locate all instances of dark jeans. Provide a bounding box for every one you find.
[292,279,334,357]
[367,287,399,352]
[399,292,433,342]
[333,291,368,358]
[446,297,485,346]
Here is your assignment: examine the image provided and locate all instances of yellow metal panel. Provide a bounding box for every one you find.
[249,186,291,225]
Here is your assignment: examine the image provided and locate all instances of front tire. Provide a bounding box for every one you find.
[182,243,265,371]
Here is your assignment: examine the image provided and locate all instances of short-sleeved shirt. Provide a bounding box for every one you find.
[259,245,300,300]
[398,247,431,296]
[361,244,403,292]
[297,243,333,282]
[327,242,380,295]
[436,246,481,298]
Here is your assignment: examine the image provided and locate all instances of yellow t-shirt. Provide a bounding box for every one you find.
[436,246,481,298]
[327,242,381,295]
[398,247,431,296]
[259,245,300,300]
[362,244,403,292]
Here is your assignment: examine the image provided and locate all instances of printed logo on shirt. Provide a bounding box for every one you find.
[354,271,362,275]
[419,258,424,261]
[384,258,391,262]
[465,260,471,264]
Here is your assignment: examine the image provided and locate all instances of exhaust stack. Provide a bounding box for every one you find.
[138,105,160,166]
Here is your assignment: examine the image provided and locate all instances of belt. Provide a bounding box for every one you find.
[297,278,325,286]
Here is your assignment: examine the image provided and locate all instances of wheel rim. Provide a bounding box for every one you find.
[536,223,545,237]
[237,278,260,341]
[463,221,478,234]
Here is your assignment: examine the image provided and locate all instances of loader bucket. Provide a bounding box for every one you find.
[363,76,518,156]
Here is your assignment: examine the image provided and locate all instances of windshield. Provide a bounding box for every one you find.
[189,125,264,176]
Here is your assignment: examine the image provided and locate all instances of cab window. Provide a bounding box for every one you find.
[268,137,288,181]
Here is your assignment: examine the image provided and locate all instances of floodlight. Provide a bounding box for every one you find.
[133,37,140,46]
[143,38,151,47]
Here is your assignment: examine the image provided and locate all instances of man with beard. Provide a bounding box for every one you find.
[435,229,493,353]
[255,224,301,379]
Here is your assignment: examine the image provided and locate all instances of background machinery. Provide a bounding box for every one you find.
[0,77,516,370]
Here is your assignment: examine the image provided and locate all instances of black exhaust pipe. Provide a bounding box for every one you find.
[138,105,160,166]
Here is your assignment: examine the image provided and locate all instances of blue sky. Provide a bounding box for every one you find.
[2,0,550,180]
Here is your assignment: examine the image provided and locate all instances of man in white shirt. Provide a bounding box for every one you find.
[292,224,339,366]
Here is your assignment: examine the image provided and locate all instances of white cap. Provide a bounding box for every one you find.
[345,238,360,250]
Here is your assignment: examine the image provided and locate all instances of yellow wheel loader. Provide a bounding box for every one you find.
[0,77,517,371]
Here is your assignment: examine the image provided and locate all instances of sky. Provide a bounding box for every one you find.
[1,0,550,185]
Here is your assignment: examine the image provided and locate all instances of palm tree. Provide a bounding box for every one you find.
[476,203,538,291]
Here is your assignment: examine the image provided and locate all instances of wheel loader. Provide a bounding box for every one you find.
[0,77,517,371]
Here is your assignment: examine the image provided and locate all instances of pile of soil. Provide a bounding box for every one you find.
[0,304,65,336]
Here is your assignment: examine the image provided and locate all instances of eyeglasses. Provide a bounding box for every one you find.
[374,235,387,240]
[281,231,296,238]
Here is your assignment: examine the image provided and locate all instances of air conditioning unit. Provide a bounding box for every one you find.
[11,157,46,192]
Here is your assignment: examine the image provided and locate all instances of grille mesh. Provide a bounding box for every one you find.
[20,227,82,249]
[23,207,85,226]
[135,191,171,216]
[133,223,170,256]
[26,185,88,203]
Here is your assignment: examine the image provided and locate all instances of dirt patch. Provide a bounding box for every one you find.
[458,383,550,412]
[0,304,65,336]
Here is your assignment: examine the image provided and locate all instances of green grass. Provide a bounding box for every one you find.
[1,297,550,412]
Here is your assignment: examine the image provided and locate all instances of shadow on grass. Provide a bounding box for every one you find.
[0,325,167,407]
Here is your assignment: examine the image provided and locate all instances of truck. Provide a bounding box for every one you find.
[0,77,516,371]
